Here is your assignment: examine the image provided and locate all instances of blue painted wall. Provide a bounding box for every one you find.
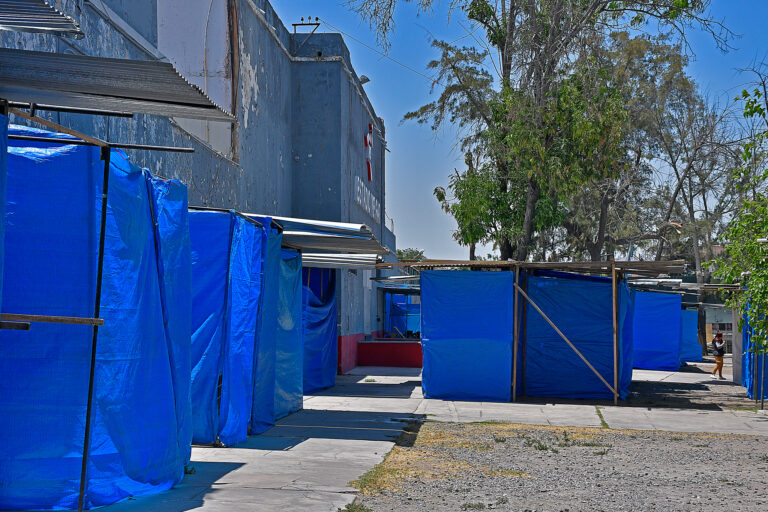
[1,0,396,341]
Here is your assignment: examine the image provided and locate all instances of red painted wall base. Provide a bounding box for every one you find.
[357,341,423,368]
[338,333,363,374]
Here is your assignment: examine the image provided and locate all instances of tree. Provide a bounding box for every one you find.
[397,247,427,261]
[713,67,768,355]
[349,0,731,260]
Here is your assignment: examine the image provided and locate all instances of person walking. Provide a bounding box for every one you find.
[711,331,726,380]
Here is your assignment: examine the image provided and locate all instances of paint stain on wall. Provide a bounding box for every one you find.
[239,28,259,129]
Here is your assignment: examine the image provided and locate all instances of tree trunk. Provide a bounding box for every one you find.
[499,238,514,260]
[469,243,476,261]
[589,193,611,262]
[515,177,540,261]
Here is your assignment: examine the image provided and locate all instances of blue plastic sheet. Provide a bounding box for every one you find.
[274,249,304,419]
[303,268,338,393]
[219,216,263,446]
[250,218,280,434]
[189,211,263,446]
[632,291,682,370]
[0,114,6,315]
[1,127,189,509]
[189,211,230,444]
[146,174,193,465]
[524,273,633,400]
[420,271,515,402]
[679,310,702,363]
[743,318,768,399]
[386,293,421,334]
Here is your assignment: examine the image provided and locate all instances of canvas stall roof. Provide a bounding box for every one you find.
[0,0,83,39]
[301,253,381,269]
[244,213,389,254]
[0,48,233,121]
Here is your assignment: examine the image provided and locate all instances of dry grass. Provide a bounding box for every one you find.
[352,446,470,494]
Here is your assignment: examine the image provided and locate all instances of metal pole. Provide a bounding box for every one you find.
[611,261,619,406]
[754,340,759,406]
[761,352,766,410]
[77,147,111,512]
[512,265,520,402]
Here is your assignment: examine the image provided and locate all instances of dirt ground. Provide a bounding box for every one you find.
[347,421,768,512]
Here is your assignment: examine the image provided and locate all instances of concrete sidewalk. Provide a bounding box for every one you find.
[96,366,768,512]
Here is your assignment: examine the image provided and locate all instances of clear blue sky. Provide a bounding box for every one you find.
[272,1,768,260]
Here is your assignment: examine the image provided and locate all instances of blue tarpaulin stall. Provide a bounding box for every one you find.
[632,291,682,371]
[274,249,304,419]
[0,126,190,510]
[189,210,263,446]
[249,216,280,434]
[523,272,633,400]
[303,267,338,394]
[421,270,633,402]
[679,309,702,363]
[421,271,515,402]
[743,318,768,399]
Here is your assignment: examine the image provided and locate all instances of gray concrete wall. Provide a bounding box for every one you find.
[2,0,395,348]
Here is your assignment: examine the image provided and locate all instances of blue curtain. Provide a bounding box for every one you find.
[420,271,515,402]
[303,268,337,393]
[189,211,263,446]
[1,126,189,509]
[632,291,682,371]
[249,218,280,434]
[679,310,702,363]
[274,249,304,419]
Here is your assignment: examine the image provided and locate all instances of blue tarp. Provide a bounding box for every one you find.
[0,114,6,315]
[189,211,263,446]
[274,249,304,419]
[632,291,682,370]
[743,318,768,399]
[679,310,702,363]
[0,126,189,509]
[524,273,633,400]
[420,271,515,402]
[303,268,338,394]
[386,293,421,334]
[250,218,280,434]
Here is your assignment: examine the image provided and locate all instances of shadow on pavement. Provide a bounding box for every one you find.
[104,462,245,512]
[237,409,426,451]
[312,379,422,398]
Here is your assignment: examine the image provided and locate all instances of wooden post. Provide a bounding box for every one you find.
[611,260,619,406]
[512,265,520,402]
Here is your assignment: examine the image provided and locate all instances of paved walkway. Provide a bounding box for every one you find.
[98,366,768,512]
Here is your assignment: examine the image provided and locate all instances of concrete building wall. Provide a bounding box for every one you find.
[1,0,395,373]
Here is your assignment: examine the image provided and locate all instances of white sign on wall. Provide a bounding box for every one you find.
[354,175,380,221]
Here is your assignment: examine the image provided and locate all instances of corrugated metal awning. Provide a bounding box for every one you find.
[0,0,84,39]
[0,48,234,121]
[302,253,381,269]
[244,213,389,254]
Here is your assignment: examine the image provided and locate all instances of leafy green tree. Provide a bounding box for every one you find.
[396,247,427,261]
[350,0,731,260]
[713,70,768,354]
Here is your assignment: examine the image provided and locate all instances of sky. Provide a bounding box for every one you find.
[271,1,768,260]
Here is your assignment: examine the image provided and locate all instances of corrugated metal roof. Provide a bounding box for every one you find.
[0,48,234,121]
[282,230,389,254]
[0,0,84,39]
[302,253,381,269]
[244,213,389,254]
